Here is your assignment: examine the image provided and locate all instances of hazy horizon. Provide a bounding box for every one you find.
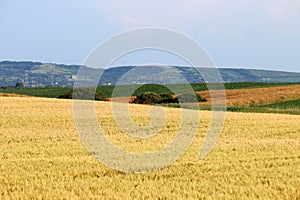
[2,59,300,74]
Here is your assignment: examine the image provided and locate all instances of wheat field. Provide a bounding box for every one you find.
[0,97,299,199]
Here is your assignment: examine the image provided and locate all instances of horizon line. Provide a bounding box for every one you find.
[0,59,299,73]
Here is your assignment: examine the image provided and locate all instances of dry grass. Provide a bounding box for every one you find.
[198,85,300,106]
[0,93,31,98]
[0,97,300,199]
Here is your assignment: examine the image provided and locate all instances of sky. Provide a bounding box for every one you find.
[0,0,300,72]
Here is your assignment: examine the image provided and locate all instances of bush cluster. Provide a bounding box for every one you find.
[58,88,105,101]
[132,92,176,104]
[133,92,206,105]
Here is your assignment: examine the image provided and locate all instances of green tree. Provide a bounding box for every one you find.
[133,92,177,104]
[58,88,106,101]
[15,82,24,88]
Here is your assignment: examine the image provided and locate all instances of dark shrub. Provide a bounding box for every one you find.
[133,92,178,104]
[133,92,206,105]
[15,82,24,88]
[58,88,105,101]
[157,93,178,104]
[133,92,162,104]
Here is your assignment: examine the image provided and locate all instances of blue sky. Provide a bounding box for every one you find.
[0,0,299,72]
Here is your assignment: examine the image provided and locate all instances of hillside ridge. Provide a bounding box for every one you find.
[1,61,300,87]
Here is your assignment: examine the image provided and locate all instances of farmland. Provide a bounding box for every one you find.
[1,96,299,199]
[0,82,298,99]
[1,82,300,115]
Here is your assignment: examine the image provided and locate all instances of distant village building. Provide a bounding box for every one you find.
[71,75,77,80]
[30,77,36,88]
[24,70,30,87]
[49,75,54,86]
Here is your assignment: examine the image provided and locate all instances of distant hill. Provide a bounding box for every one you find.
[1,61,300,87]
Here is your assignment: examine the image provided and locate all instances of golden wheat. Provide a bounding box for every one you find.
[0,97,299,199]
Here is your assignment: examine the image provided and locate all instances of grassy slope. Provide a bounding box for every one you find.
[245,98,300,115]
[260,98,300,109]
[0,87,71,98]
[226,98,300,115]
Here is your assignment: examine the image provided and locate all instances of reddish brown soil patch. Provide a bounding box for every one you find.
[0,93,31,98]
[198,85,300,106]
[106,96,137,103]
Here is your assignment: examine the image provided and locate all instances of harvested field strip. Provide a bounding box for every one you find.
[198,85,300,106]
